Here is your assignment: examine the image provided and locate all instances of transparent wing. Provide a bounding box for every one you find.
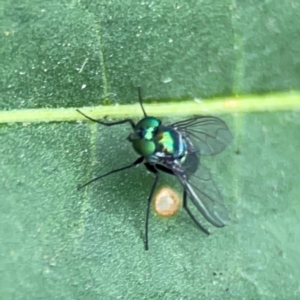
[171,116,233,155]
[167,153,229,227]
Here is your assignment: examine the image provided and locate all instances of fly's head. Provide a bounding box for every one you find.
[128,116,161,157]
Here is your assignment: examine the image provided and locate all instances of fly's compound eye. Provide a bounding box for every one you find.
[132,139,156,157]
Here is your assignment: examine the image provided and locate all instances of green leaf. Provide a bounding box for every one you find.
[1,0,300,299]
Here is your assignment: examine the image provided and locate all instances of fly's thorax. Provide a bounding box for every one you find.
[128,116,161,157]
[154,127,186,159]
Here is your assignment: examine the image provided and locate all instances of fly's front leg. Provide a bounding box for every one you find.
[76,109,135,129]
[78,156,144,190]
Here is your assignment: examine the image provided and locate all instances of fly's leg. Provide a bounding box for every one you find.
[78,156,144,190]
[76,109,135,129]
[144,163,160,251]
[183,190,210,235]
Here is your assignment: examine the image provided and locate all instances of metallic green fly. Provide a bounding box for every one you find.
[77,88,233,250]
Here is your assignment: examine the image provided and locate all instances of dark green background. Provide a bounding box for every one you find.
[1,0,300,299]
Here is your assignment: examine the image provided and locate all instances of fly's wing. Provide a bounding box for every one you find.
[171,116,233,155]
[166,153,229,227]
[183,164,229,227]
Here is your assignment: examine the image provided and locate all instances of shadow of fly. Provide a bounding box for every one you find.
[77,88,233,250]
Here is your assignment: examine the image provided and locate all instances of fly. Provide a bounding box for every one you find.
[77,88,233,250]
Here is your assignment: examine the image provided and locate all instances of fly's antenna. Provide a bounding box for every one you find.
[138,86,147,117]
